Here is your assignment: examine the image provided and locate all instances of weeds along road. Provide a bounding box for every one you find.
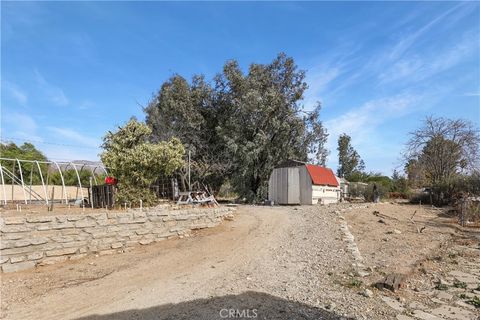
[2,205,395,320]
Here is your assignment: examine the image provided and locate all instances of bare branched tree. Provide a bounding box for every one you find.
[404,116,480,186]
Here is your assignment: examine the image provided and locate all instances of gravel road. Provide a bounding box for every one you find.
[0,205,428,320]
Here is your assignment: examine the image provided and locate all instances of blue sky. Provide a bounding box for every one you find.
[1,1,479,175]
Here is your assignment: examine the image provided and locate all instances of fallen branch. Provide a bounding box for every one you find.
[373,210,399,221]
[409,210,426,233]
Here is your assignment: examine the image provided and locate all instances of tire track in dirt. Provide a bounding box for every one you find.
[2,207,289,320]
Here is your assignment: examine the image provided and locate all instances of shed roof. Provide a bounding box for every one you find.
[305,165,339,187]
[275,159,306,168]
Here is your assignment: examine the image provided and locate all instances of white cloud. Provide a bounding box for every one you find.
[46,127,100,148]
[378,58,423,84]
[463,92,480,97]
[301,42,362,109]
[303,67,341,108]
[325,94,419,138]
[3,82,28,105]
[387,2,468,61]
[1,112,101,161]
[77,100,95,110]
[1,112,43,142]
[379,30,477,85]
[34,69,69,107]
[324,93,422,173]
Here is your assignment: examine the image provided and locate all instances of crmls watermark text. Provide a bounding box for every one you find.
[219,308,258,318]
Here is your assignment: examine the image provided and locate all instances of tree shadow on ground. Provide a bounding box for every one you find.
[75,291,352,320]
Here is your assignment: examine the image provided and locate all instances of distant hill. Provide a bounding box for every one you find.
[49,160,106,174]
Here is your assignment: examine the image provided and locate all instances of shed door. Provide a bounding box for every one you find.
[287,167,300,204]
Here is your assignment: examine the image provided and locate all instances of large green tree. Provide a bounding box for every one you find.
[336,133,365,180]
[101,118,185,206]
[214,55,328,200]
[145,53,329,201]
[145,74,228,192]
[0,142,48,184]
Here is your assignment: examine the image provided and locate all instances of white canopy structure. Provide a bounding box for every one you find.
[0,157,108,206]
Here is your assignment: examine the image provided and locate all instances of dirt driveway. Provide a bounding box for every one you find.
[1,205,391,320]
[1,204,478,320]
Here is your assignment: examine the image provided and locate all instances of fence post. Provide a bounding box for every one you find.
[89,177,94,209]
[48,186,55,212]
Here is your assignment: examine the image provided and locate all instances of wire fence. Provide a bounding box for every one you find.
[456,195,480,227]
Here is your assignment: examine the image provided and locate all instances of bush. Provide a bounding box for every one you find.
[217,180,238,200]
[363,182,388,202]
[409,192,432,205]
[450,174,480,195]
[349,173,412,201]
[388,192,409,199]
[349,182,367,198]
[114,185,158,207]
[101,118,185,207]
[416,174,480,206]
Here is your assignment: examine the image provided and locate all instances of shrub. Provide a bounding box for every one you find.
[346,278,363,288]
[363,182,388,202]
[349,182,367,198]
[435,282,449,290]
[101,118,185,206]
[217,180,238,200]
[388,192,409,199]
[467,296,480,308]
[409,191,433,205]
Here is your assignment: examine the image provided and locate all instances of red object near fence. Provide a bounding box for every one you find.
[105,176,118,185]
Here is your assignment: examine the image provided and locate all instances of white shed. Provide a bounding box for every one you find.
[268,160,340,205]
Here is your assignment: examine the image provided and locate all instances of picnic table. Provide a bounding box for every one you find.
[176,191,219,206]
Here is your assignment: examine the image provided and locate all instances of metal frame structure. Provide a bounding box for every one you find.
[0,157,108,206]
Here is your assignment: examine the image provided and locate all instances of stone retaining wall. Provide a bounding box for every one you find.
[0,207,234,272]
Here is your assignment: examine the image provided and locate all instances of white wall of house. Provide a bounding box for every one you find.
[312,185,340,204]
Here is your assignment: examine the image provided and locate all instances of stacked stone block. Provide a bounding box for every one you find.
[0,207,234,272]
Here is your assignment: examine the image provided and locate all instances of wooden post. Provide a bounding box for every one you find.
[111,185,115,209]
[89,177,94,209]
[460,196,467,227]
[48,186,55,211]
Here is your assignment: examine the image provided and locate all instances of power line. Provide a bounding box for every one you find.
[0,137,100,150]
